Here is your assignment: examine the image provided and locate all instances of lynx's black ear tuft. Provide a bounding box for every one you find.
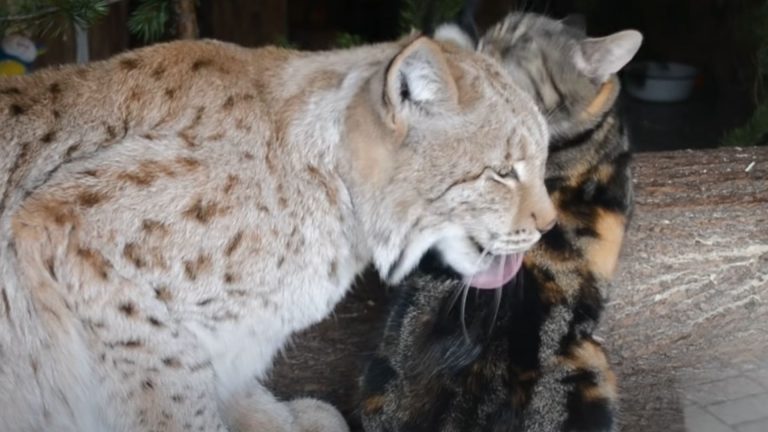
[455,0,482,44]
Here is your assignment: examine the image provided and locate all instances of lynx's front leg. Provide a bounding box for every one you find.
[9,198,343,432]
[97,325,230,431]
[7,202,227,431]
[100,326,347,432]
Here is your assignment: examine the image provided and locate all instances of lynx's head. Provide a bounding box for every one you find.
[341,36,556,289]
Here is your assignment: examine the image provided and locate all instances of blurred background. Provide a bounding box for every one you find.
[2,0,768,152]
[2,2,766,432]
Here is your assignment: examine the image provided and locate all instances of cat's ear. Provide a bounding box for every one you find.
[434,23,476,50]
[383,37,459,129]
[562,14,587,32]
[427,0,479,50]
[575,30,643,82]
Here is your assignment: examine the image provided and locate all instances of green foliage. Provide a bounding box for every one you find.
[274,34,298,50]
[0,0,109,36]
[722,1,768,147]
[64,0,108,27]
[0,0,175,43]
[723,101,768,147]
[399,0,464,34]
[127,0,170,42]
[334,32,365,49]
[751,3,768,102]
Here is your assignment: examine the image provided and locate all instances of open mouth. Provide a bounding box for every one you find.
[465,253,524,289]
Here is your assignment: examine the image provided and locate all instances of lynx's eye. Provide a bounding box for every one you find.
[495,166,519,181]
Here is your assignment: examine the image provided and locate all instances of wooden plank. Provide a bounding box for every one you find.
[269,146,768,432]
[210,0,287,47]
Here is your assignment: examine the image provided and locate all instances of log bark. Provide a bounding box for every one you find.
[269,147,768,432]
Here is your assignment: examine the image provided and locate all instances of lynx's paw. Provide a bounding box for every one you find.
[288,398,350,432]
[224,387,294,432]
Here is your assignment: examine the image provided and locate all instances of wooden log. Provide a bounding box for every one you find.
[269,147,768,432]
[175,0,199,39]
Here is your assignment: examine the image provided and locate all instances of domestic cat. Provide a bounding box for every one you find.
[361,12,641,432]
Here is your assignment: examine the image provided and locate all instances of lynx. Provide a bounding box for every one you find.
[0,35,554,431]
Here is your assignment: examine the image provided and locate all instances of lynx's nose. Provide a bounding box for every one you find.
[537,216,557,233]
[533,196,557,233]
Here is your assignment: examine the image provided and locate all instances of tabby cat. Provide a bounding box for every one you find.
[360,12,642,432]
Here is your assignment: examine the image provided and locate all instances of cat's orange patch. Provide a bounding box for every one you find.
[362,395,386,415]
[594,163,616,184]
[584,80,614,118]
[562,340,618,401]
[586,210,625,280]
[567,340,608,369]
[582,370,618,402]
[523,258,569,304]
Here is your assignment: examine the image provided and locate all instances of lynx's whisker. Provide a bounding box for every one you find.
[460,245,490,343]
[487,252,505,334]
[459,284,471,343]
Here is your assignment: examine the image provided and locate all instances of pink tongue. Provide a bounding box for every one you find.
[465,253,524,289]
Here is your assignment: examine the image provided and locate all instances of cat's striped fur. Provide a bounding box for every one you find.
[360,12,641,432]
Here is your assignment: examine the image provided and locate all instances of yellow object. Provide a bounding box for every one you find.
[0,59,27,76]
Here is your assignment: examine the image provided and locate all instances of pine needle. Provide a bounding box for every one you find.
[0,0,111,37]
[127,0,170,43]
[399,0,464,34]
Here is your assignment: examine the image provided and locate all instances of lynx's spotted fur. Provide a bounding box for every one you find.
[0,36,553,431]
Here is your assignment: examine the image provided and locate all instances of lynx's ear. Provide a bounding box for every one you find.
[574,30,643,82]
[383,37,459,130]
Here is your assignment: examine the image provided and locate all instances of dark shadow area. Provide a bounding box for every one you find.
[280,0,764,152]
[28,0,765,151]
